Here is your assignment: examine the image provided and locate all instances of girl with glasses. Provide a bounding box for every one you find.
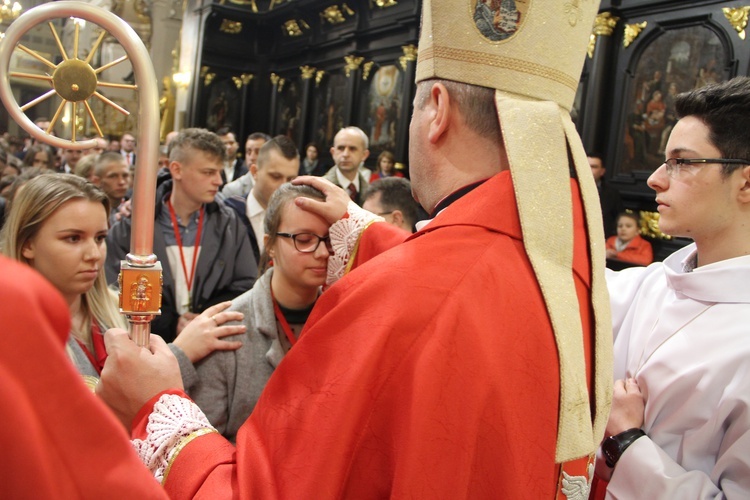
[183,183,331,442]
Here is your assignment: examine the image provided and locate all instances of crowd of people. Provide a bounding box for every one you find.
[1,0,749,496]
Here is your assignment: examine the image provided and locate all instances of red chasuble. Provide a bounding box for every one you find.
[0,256,166,499]
[154,170,595,498]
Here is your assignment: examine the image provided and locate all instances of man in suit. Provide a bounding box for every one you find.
[224,135,299,266]
[222,132,272,198]
[120,132,137,167]
[217,127,247,186]
[323,126,371,206]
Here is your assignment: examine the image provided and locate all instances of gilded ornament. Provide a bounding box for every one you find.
[344,54,364,77]
[587,34,596,59]
[0,0,22,24]
[373,0,397,8]
[219,19,243,35]
[593,11,619,37]
[398,44,417,70]
[315,69,325,87]
[200,66,210,78]
[230,75,253,88]
[623,21,647,48]
[227,0,259,13]
[362,61,374,80]
[284,19,310,37]
[278,77,286,92]
[300,65,317,79]
[203,72,216,86]
[321,5,346,24]
[587,11,620,58]
[639,211,671,240]
[723,6,750,41]
[270,73,281,86]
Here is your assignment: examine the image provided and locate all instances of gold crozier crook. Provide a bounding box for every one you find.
[0,1,162,347]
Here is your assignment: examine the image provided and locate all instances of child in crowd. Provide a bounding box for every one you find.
[605,211,653,266]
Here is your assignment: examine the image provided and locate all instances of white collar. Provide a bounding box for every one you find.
[246,191,265,219]
[335,168,359,191]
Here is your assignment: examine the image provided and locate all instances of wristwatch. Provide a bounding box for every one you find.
[602,428,646,468]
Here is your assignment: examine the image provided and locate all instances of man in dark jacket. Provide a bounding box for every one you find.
[105,128,256,342]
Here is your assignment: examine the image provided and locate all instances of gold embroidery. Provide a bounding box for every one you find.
[419,45,578,92]
[161,428,218,484]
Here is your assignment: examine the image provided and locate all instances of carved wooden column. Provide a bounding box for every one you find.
[397,44,418,164]
[269,72,284,135]
[299,65,316,152]
[581,11,619,155]
[343,54,364,126]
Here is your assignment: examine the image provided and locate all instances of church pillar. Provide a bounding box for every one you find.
[580,11,619,155]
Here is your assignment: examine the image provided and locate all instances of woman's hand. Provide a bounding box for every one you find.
[172,301,245,363]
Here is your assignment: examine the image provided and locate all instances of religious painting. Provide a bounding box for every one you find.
[205,78,241,132]
[619,25,727,175]
[274,77,302,144]
[362,64,403,159]
[311,72,347,151]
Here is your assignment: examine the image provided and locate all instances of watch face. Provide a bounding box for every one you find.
[602,436,620,468]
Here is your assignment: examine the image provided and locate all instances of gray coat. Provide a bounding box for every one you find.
[172,269,284,442]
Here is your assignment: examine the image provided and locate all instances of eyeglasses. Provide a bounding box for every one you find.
[662,158,750,178]
[276,232,332,253]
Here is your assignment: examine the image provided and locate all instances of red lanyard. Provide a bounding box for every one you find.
[271,288,298,347]
[75,321,107,374]
[167,199,205,297]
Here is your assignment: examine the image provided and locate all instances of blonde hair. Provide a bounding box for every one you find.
[0,173,126,349]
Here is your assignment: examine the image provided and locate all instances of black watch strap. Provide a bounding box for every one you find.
[603,428,646,468]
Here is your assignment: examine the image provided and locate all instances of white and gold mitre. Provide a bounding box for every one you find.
[416,0,598,111]
[415,0,612,464]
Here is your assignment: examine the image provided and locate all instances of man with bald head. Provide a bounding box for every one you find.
[323,126,371,205]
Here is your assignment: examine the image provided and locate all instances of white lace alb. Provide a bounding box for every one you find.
[131,393,217,483]
[326,201,383,286]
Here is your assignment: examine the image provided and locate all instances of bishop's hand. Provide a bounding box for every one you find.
[292,175,351,224]
[97,329,184,430]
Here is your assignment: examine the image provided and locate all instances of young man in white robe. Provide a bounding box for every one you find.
[595,76,750,498]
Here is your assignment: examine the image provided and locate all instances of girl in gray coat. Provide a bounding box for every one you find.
[178,183,331,441]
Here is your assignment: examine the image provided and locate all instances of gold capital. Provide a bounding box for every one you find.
[723,6,750,40]
[344,55,364,77]
[623,21,647,48]
[593,12,619,37]
[300,65,316,79]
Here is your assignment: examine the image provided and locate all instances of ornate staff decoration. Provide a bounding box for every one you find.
[0,1,162,348]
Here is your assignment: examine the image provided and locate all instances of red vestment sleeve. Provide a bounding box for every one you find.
[349,219,410,270]
[0,256,167,499]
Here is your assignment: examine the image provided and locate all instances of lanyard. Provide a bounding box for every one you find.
[271,288,298,347]
[167,199,205,301]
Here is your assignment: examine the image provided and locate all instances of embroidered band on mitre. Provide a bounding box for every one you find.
[416,0,612,463]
